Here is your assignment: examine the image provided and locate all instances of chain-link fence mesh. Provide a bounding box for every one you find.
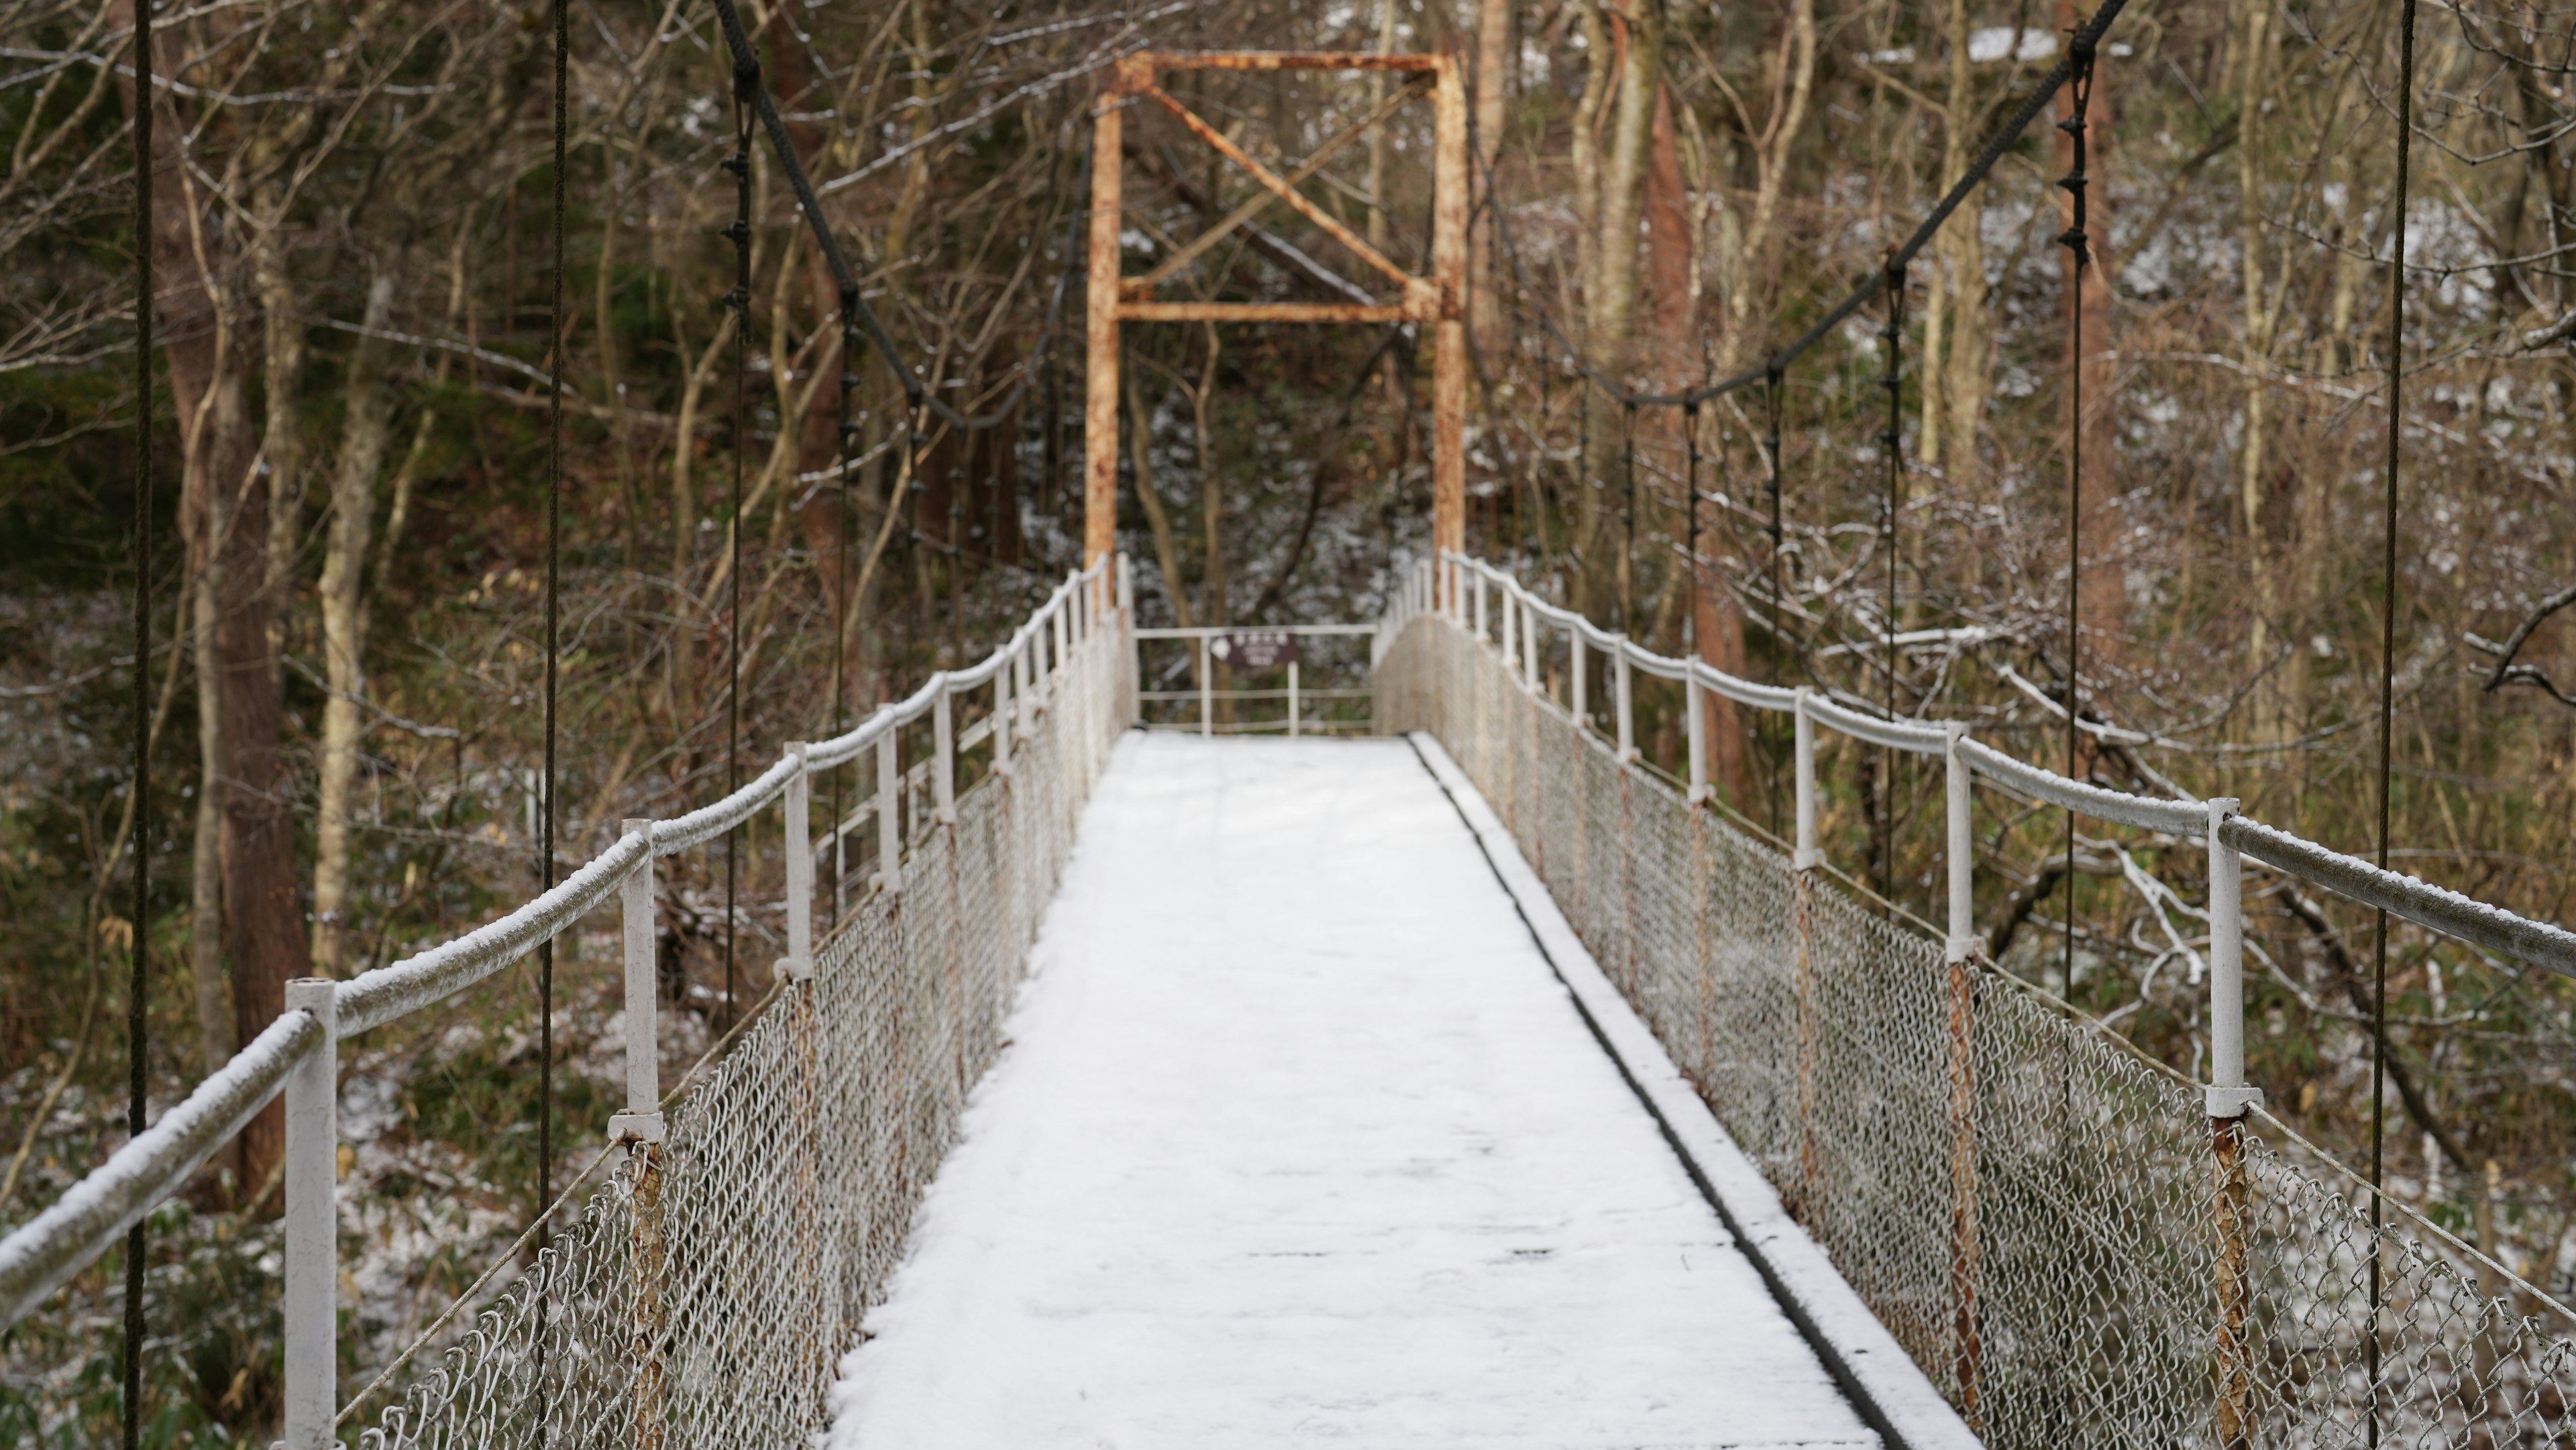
[354,619,1130,1449]
[1379,612,2576,1449]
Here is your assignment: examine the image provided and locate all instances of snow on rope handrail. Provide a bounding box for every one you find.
[0,1009,322,1327]
[1440,551,2576,979]
[0,555,1112,1334]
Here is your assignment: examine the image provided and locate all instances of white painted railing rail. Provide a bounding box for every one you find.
[1423,551,2576,983]
[0,556,1118,1349]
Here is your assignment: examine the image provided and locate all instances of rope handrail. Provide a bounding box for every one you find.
[0,555,1112,1335]
[1442,551,2576,979]
[0,1011,323,1327]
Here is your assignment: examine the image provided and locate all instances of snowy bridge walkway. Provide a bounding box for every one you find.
[825,734,1887,1449]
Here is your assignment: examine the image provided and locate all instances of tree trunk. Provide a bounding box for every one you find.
[119,5,307,1194]
[1641,81,1746,801]
[1128,367,1195,632]
[182,449,231,1076]
[2234,0,2286,743]
[1573,0,1663,619]
[1931,0,1991,490]
[312,268,401,973]
[1719,0,1816,373]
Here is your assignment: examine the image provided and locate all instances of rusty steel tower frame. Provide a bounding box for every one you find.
[1083,50,1468,595]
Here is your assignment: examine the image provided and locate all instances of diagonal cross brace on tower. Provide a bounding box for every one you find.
[1083,51,1469,597]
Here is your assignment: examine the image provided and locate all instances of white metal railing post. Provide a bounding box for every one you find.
[1613,638,1635,761]
[1944,726,1976,960]
[1016,639,1036,733]
[1120,553,1140,724]
[1051,596,1069,697]
[874,732,902,893]
[784,744,812,972]
[1521,600,1538,685]
[1198,635,1213,738]
[932,681,957,824]
[1501,580,1517,679]
[610,821,665,1142]
[994,657,1014,774]
[1570,630,1587,731]
[2206,799,2255,1119]
[280,975,338,1450]
[1793,690,1819,869]
[1473,567,1487,639]
[1686,667,1709,804]
[1287,660,1300,738]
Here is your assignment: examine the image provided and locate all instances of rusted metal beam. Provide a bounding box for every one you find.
[1430,56,1467,568]
[1133,50,1444,72]
[1118,300,1414,324]
[1083,89,1124,567]
[1129,76,1428,300]
[1140,82,1427,304]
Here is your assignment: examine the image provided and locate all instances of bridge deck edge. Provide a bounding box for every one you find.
[1403,730,1986,1450]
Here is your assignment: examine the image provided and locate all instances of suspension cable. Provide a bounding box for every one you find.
[2057,29,2096,1012]
[1683,400,1700,662]
[1766,364,1786,840]
[1879,255,1904,908]
[2371,1,2421,1437]
[1462,0,2133,414]
[1621,400,1637,632]
[723,49,756,1034]
[702,0,1062,435]
[833,288,859,936]
[121,0,156,1442]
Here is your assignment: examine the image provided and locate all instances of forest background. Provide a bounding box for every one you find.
[3,0,2575,1441]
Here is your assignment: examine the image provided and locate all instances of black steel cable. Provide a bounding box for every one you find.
[2058,32,2097,1015]
[1466,0,2133,412]
[1683,400,1699,660]
[1878,256,1903,909]
[723,54,755,1034]
[1621,401,1636,632]
[121,2,155,1442]
[832,291,859,939]
[535,0,568,1427]
[1766,365,1786,842]
[2370,3,2420,1439]
[703,0,1060,435]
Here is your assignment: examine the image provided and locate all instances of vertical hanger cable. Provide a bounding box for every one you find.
[122,1,158,1443]
[2369,4,2419,1439]
[2056,34,2098,1005]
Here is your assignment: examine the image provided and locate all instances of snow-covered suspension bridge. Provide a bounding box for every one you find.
[18,3,2576,1443]
[10,551,2576,1448]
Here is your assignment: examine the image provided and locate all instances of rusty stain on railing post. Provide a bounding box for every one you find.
[2212,1115,2253,1450]
[628,1138,665,1450]
[780,951,824,1404]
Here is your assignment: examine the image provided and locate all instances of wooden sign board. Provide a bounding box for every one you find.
[1211,630,1299,669]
